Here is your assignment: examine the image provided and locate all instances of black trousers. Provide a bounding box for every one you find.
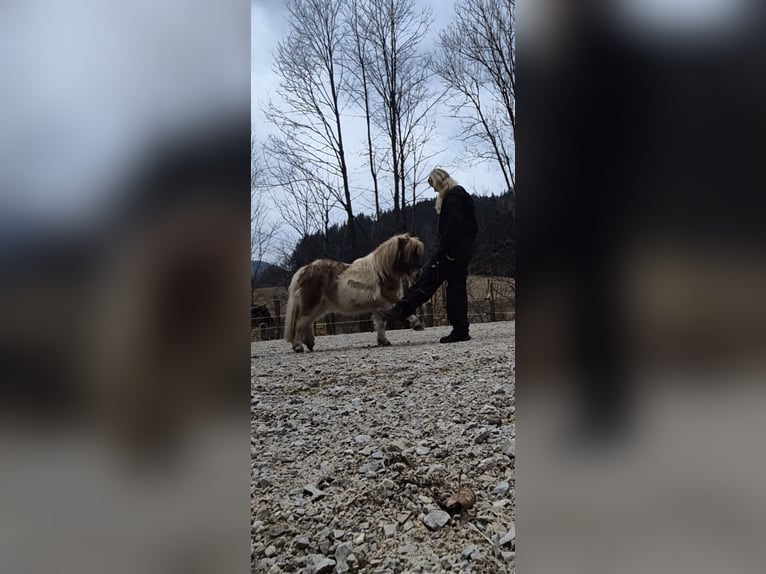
[393,255,470,333]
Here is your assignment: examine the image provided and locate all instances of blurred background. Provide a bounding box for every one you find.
[517,0,766,572]
[4,0,766,572]
[0,1,250,573]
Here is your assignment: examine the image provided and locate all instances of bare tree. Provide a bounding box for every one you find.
[265,0,360,258]
[403,123,441,233]
[346,0,383,239]
[264,139,336,251]
[251,139,280,295]
[355,0,439,232]
[434,0,514,193]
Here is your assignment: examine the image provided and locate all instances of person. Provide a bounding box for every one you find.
[378,168,478,343]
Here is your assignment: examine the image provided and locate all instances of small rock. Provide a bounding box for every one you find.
[398,543,418,554]
[382,523,397,538]
[358,460,385,474]
[385,441,404,453]
[264,545,277,557]
[502,439,516,458]
[461,544,478,559]
[474,428,491,444]
[415,446,431,456]
[499,524,516,548]
[269,524,291,538]
[354,434,371,444]
[335,542,353,573]
[422,509,451,531]
[295,536,310,550]
[382,478,395,489]
[333,529,345,540]
[417,494,433,505]
[426,464,446,475]
[303,484,326,499]
[307,554,336,574]
[335,541,353,561]
[382,557,400,570]
[371,451,385,459]
[478,457,497,471]
[431,448,448,459]
[492,481,510,496]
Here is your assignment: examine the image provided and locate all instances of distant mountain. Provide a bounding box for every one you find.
[251,260,290,288]
[251,260,275,280]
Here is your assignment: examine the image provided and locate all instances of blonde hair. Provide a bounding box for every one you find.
[428,168,459,213]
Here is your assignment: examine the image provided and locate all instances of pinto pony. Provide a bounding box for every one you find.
[284,234,425,352]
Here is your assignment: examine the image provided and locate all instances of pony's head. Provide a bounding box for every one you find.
[396,234,424,272]
[376,233,424,276]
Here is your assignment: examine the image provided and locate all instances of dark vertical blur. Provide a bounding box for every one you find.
[517,0,766,572]
[0,2,250,573]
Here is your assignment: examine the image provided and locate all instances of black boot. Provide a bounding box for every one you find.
[377,307,402,323]
[377,306,415,331]
[439,330,471,343]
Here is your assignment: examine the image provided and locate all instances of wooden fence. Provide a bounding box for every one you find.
[251,276,514,342]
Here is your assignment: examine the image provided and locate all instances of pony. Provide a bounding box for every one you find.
[284,234,425,352]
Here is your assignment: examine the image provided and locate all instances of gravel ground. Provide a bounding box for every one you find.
[251,321,515,574]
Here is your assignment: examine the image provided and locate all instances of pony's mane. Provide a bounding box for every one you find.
[370,234,422,275]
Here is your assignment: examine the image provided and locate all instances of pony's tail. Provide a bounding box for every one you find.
[284,270,302,343]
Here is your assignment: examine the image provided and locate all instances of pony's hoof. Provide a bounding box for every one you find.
[412,323,424,331]
[306,344,314,352]
[377,339,392,347]
[293,345,304,353]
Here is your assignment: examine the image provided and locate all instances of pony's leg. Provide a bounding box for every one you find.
[292,315,314,352]
[295,309,323,352]
[290,312,310,353]
[406,314,424,331]
[302,320,315,351]
[291,332,305,353]
[371,310,391,346]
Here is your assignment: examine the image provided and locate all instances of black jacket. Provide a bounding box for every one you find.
[438,186,478,260]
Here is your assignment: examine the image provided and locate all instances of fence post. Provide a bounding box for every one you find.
[487,279,496,322]
[273,298,282,338]
[425,302,434,327]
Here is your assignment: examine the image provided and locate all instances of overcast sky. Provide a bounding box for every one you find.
[251,0,512,259]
